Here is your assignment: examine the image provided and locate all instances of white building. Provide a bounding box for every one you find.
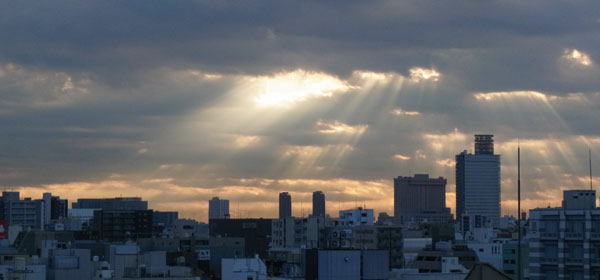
[528,189,600,280]
[339,207,374,226]
[221,257,267,280]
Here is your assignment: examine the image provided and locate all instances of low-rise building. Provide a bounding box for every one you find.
[221,257,267,280]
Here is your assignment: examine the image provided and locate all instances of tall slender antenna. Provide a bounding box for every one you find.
[589,148,593,190]
[517,141,522,280]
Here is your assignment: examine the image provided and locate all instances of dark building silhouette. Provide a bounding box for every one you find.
[73,197,148,211]
[92,210,153,241]
[279,192,292,218]
[208,197,230,219]
[312,191,326,218]
[209,218,273,259]
[153,211,179,228]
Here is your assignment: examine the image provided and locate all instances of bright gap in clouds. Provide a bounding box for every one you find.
[563,49,593,66]
[254,70,351,107]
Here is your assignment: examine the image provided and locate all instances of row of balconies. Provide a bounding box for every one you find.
[540,232,600,240]
[538,257,600,266]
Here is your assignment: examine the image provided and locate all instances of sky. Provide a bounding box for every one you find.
[2,1,600,222]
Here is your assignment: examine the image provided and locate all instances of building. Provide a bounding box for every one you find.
[502,241,529,279]
[279,192,292,219]
[4,196,44,230]
[323,224,403,268]
[527,189,600,280]
[92,209,153,241]
[153,211,179,229]
[107,244,195,279]
[66,208,96,231]
[413,244,478,273]
[305,249,389,280]
[72,197,148,210]
[312,191,326,218]
[394,174,451,226]
[208,197,230,219]
[40,193,68,226]
[48,248,94,280]
[221,257,267,280]
[210,237,245,276]
[456,134,501,226]
[339,207,374,226]
[209,218,272,259]
[271,216,325,249]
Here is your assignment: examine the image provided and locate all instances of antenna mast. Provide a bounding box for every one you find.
[589,148,593,190]
[517,141,522,280]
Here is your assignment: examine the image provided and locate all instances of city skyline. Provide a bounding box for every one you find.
[2,1,600,222]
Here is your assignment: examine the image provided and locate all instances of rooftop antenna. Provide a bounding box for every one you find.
[589,148,593,190]
[517,139,522,280]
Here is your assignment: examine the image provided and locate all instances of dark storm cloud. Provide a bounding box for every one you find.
[1,1,599,91]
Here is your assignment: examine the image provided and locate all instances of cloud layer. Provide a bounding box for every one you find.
[1,0,600,221]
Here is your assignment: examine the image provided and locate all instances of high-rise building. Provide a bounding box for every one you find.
[528,190,600,280]
[312,191,326,218]
[456,134,501,226]
[279,192,292,218]
[394,174,451,225]
[209,197,230,220]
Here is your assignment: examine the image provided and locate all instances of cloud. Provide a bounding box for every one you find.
[409,67,441,83]
[391,108,420,116]
[393,154,411,161]
[315,120,368,135]
[254,70,351,107]
[2,0,600,221]
[562,49,593,67]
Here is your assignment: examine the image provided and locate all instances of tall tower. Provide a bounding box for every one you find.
[208,197,230,220]
[312,191,326,217]
[279,192,292,218]
[456,134,501,226]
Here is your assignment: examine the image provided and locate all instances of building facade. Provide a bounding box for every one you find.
[339,207,375,226]
[527,190,600,280]
[312,191,326,218]
[394,174,451,226]
[92,209,154,241]
[72,197,148,210]
[208,197,230,220]
[456,134,501,226]
[279,192,292,219]
[271,216,325,249]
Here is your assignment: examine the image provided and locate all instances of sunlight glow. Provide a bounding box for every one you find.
[393,154,411,161]
[255,70,350,107]
[316,120,368,135]
[474,90,549,101]
[353,71,396,81]
[409,67,441,82]
[391,108,420,116]
[563,49,593,66]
